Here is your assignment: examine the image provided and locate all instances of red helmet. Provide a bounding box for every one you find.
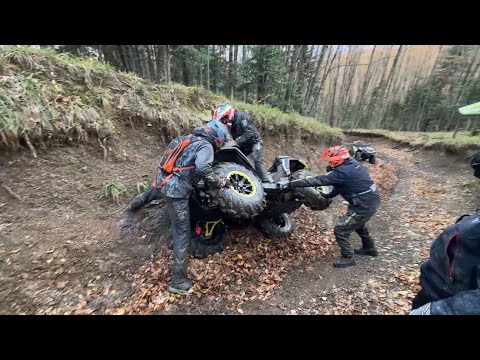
[212,103,235,125]
[318,146,350,168]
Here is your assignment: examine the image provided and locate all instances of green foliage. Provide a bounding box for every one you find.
[243,45,287,106]
[103,180,127,204]
[136,181,150,194]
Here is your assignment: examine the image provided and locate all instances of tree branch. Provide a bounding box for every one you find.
[323,46,413,78]
[2,184,22,201]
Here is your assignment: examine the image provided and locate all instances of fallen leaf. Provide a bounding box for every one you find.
[116,308,126,315]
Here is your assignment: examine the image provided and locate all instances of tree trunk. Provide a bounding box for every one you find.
[451,46,480,136]
[305,45,327,108]
[155,45,165,83]
[229,45,234,99]
[340,46,361,127]
[212,45,218,93]
[139,45,150,79]
[329,48,342,127]
[233,45,238,99]
[182,56,191,85]
[199,46,203,88]
[415,46,444,131]
[309,45,340,116]
[166,45,171,83]
[377,45,404,127]
[284,45,301,111]
[353,45,377,128]
[206,45,210,91]
[129,45,140,75]
[101,45,122,69]
[243,45,247,102]
[145,45,155,82]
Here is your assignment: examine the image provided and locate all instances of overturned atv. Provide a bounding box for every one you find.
[189,146,332,258]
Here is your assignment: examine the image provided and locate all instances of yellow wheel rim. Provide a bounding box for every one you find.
[227,170,256,198]
[204,219,222,238]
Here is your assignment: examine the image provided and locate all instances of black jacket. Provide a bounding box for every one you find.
[290,158,380,214]
[230,111,262,147]
[413,210,480,315]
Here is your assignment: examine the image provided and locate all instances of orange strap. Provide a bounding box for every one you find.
[172,166,196,171]
[154,174,173,189]
[153,166,195,189]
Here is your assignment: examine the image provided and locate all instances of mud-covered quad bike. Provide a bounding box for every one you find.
[349,142,376,164]
[189,146,333,258]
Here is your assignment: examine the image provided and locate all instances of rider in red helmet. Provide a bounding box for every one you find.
[287,145,381,268]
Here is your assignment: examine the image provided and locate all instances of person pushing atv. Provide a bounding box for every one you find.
[128,120,231,294]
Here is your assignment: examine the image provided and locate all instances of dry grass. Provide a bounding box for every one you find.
[0,46,342,154]
[345,129,480,152]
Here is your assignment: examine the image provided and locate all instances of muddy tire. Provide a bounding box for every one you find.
[210,163,266,219]
[354,151,363,161]
[258,213,293,239]
[190,220,227,258]
[290,169,332,211]
[369,155,376,164]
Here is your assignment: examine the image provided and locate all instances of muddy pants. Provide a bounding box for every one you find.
[165,197,192,286]
[240,141,269,182]
[334,208,376,258]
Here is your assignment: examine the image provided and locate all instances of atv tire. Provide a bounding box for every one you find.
[258,213,293,239]
[190,220,227,258]
[210,162,266,219]
[354,151,363,161]
[290,169,332,211]
[368,155,376,164]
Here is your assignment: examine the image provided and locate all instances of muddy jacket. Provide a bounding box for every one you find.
[412,210,480,315]
[230,111,262,147]
[155,130,222,199]
[290,158,380,214]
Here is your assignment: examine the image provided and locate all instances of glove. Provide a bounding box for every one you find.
[409,302,431,315]
[219,177,232,189]
[326,165,333,173]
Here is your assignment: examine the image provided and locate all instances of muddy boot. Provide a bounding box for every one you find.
[333,256,356,268]
[255,162,270,183]
[354,246,379,257]
[128,188,160,212]
[128,193,147,211]
[252,142,270,183]
[354,237,378,257]
[354,226,378,256]
[168,257,193,295]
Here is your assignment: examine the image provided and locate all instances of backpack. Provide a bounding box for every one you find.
[152,134,202,189]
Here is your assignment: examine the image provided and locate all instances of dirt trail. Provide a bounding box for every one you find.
[0,136,477,314]
[239,139,478,315]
